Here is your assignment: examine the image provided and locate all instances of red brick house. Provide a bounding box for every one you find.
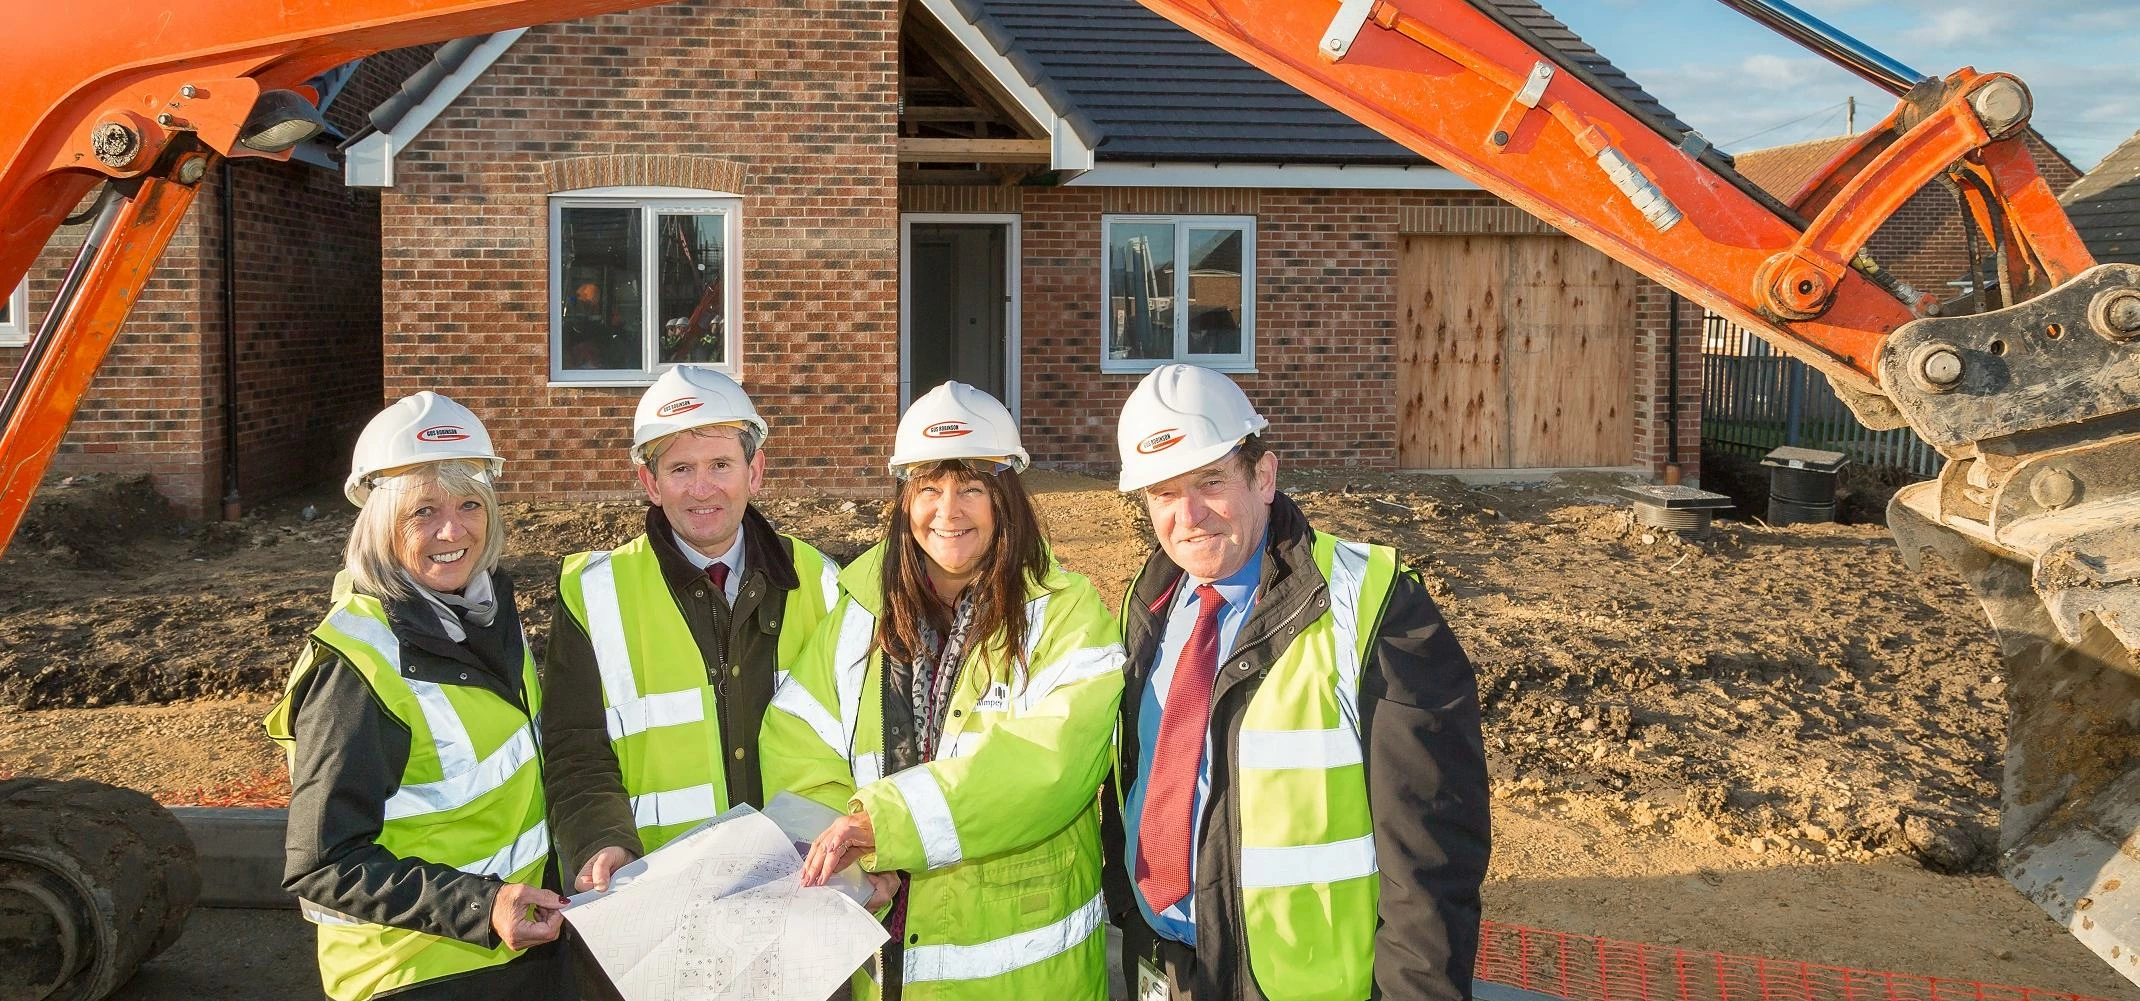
[1732,131,2082,307]
[347,0,1709,499]
[1,50,436,519]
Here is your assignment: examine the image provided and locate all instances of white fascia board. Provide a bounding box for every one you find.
[344,29,528,188]
[1066,163,1479,190]
[913,0,1093,172]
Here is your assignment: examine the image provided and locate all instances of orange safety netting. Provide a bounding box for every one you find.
[1476,922,2111,1001]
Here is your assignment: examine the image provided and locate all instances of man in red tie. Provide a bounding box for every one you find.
[1105,364,1489,1001]
[538,366,844,997]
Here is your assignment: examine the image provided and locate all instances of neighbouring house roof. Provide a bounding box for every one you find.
[945,0,1694,164]
[2062,129,2140,266]
[1734,130,2080,205]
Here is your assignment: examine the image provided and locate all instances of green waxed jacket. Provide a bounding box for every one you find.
[761,542,1126,1001]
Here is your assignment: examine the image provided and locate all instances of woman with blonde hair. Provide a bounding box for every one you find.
[762,381,1124,1001]
[266,392,569,1001]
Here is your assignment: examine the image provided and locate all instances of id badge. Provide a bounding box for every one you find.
[1135,956,1169,1001]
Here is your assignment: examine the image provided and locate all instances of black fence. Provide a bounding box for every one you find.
[1700,314,1943,478]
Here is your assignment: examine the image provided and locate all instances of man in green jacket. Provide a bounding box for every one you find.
[1104,364,1491,1001]
[541,365,841,895]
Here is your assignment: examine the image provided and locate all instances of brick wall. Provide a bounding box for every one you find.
[380,0,901,502]
[1016,186,1701,483]
[1863,135,2082,297]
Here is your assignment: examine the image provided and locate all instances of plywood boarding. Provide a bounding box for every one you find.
[1397,235,1635,468]
[1398,235,1507,468]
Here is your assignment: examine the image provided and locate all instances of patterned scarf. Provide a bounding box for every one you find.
[908,589,980,761]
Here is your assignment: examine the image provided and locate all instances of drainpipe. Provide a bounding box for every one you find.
[1663,291,1683,485]
[219,163,241,521]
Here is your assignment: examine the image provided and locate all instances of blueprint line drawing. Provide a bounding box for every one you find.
[565,801,887,1001]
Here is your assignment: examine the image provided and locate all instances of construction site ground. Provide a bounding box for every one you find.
[4,467,2135,999]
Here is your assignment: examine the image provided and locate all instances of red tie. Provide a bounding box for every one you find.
[1136,583,1225,913]
[707,562,730,594]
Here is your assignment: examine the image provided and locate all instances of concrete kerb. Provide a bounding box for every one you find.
[169,806,294,908]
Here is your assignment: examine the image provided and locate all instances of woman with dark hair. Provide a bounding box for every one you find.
[762,381,1124,1001]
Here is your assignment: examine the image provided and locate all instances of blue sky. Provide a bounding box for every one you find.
[1544,0,2138,172]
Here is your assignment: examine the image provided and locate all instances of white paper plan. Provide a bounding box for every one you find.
[564,805,888,1001]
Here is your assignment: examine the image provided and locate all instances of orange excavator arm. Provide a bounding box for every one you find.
[0,0,669,549]
[1127,0,2140,982]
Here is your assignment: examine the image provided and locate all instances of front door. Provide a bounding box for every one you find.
[905,221,1011,407]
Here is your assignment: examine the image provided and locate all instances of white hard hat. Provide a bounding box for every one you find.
[345,391,505,506]
[1116,364,1269,491]
[889,381,1031,477]
[631,365,768,465]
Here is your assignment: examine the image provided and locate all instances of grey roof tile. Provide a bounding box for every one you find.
[958,0,1693,163]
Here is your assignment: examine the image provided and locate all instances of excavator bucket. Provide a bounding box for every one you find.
[1891,476,2140,983]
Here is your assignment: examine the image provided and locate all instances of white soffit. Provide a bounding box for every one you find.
[1065,163,1479,190]
[912,0,1096,172]
[343,30,527,188]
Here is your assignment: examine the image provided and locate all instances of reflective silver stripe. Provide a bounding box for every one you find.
[1326,540,1373,736]
[903,892,1105,983]
[887,765,962,869]
[771,670,847,753]
[326,608,403,674]
[831,601,875,750]
[1011,594,1051,692]
[605,689,705,741]
[460,821,551,880]
[818,554,841,612]
[1236,727,1362,770]
[852,751,883,786]
[629,784,720,831]
[1013,644,1123,714]
[579,553,640,709]
[299,899,365,927]
[1240,833,1379,888]
[385,720,537,821]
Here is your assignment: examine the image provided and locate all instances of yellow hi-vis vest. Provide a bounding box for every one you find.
[761,543,1126,1001]
[1120,533,1400,1001]
[264,587,551,1001]
[557,532,839,852]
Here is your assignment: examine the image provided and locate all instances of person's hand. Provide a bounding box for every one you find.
[800,809,875,887]
[575,846,636,893]
[864,871,900,912]
[491,882,566,950]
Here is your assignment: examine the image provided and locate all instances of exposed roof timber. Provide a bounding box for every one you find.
[904,12,1044,138]
[898,138,1052,163]
[914,0,1097,172]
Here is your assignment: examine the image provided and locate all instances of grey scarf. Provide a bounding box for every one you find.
[400,569,498,644]
[908,590,980,760]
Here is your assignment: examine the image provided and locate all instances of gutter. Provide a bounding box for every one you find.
[343,31,527,188]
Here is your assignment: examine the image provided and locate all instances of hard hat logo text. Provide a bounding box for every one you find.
[656,397,703,419]
[1136,429,1186,454]
[416,425,471,443]
[923,421,973,438]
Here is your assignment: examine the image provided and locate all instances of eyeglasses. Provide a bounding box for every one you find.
[895,457,1013,480]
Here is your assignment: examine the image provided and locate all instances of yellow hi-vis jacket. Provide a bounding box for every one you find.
[265,589,550,1001]
[556,533,838,851]
[761,543,1125,1001]
[1119,532,1400,1001]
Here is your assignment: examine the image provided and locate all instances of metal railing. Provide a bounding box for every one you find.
[1701,314,1944,478]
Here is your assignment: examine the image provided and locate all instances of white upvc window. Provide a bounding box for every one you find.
[0,281,27,346]
[1100,215,1255,373]
[549,187,743,386]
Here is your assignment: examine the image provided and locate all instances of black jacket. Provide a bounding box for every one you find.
[281,572,562,948]
[1101,493,1491,1001]
[541,504,809,875]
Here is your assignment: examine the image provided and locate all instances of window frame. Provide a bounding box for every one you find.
[548,186,744,387]
[0,280,27,347]
[1098,214,1256,374]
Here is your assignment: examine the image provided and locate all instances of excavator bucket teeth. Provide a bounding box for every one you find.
[1890,482,2140,985]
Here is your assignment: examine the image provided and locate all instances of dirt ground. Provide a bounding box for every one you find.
[3,469,2136,998]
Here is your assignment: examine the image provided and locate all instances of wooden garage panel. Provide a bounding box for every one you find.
[1398,235,1635,469]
